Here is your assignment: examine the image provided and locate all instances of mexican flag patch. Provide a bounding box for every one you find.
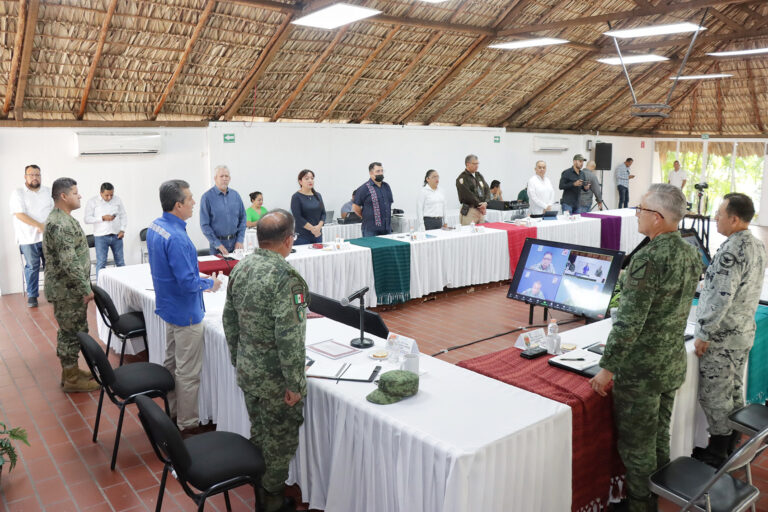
[294,293,305,305]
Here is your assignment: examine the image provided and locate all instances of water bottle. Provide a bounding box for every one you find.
[547,319,561,355]
[470,221,476,233]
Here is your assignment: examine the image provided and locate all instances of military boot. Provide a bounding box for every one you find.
[262,487,295,512]
[727,430,742,455]
[692,434,730,467]
[61,366,100,393]
[60,367,94,386]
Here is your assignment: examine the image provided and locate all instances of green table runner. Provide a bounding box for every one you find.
[350,237,411,305]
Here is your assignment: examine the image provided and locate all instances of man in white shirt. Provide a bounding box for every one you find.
[9,165,54,307]
[526,160,555,216]
[84,182,127,278]
[668,160,687,190]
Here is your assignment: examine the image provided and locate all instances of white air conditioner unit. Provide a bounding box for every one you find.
[533,136,569,152]
[75,132,161,156]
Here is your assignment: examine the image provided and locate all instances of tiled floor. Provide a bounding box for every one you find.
[2,222,768,511]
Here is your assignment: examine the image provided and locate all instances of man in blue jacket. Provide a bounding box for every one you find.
[147,179,221,436]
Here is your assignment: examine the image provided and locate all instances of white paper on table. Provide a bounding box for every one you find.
[550,348,601,371]
[306,361,380,381]
[198,255,220,262]
[387,332,418,354]
[515,328,546,349]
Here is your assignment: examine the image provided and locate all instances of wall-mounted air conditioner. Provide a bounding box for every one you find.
[533,136,569,152]
[75,132,161,156]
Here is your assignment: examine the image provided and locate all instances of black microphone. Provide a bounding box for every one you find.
[340,287,370,307]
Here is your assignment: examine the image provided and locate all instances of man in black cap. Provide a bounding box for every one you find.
[559,154,591,214]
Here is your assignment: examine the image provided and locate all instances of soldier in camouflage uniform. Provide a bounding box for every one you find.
[223,209,308,512]
[42,178,99,393]
[693,193,766,467]
[590,184,702,512]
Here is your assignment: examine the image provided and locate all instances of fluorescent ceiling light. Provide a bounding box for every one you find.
[604,22,706,39]
[707,47,768,57]
[597,54,669,65]
[668,73,732,80]
[292,3,381,30]
[489,38,569,50]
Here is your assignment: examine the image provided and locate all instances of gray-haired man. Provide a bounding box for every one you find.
[200,165,246,256]
[692,193,766,467]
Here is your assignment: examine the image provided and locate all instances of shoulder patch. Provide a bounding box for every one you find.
[459,178,464,184]
[719,251,736,268]
[148,222,170,240]
[630,260,648,280]
[291,283,308,322]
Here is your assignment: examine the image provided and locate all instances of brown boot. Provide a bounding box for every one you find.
[61,366,100,393]
[60,368,94,386]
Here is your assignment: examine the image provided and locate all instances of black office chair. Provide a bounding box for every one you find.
[91,284,147,366]
[648,422,768,512]
[197,248,210,257]
[729,403,768,437]
[78,332,174,470]
[140,227,149,263]
[135,395,266,512]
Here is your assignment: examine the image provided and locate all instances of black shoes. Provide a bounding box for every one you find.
[27,297,38,308]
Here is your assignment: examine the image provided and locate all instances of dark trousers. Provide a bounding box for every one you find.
[295,233,322,245]
[617,185,630,209]
[362,226,391,238]
[20,242,44,298]
[423,217,443,230]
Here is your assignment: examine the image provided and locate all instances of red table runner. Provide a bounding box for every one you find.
[458,347,624,511]
[198,256,239,276]
[483,223,537,277]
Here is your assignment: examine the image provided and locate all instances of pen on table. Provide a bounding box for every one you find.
[559,357,585,361]
[336,363,351,384]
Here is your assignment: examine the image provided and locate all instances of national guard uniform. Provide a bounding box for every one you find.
[599,231,702,511]
[695,230,766,455]
[43,208,99,392]
[223,248,309,508]
[455,169,490,225]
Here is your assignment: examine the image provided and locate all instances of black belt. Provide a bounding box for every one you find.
[218,233,237,241]
[423,216,442,220]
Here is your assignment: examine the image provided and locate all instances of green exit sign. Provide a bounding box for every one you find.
[223,133,235,143]
[701,134,709,140]
[493,135,500,143]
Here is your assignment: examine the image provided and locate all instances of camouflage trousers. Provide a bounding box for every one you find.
[245,392,304,493]
[52,297,88,368]
[613,382,676,512]
[699,346,750,436]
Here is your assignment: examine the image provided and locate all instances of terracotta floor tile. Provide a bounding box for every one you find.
[58,459,93,485]
[69,479,109,510]
[1,467,36,503]
[102,481,142,510]
[5,495,42,512]
[25,457,59,482]
[90,463,127,489]
[119,464,159,492]
[34,477,69,506]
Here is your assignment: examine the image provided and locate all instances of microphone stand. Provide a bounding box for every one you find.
[350,292,373,349]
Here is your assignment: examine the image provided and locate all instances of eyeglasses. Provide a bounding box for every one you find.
[293,233,299,241]
[633,206,665,219]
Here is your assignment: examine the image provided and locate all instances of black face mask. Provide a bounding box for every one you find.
[374,175,384,183]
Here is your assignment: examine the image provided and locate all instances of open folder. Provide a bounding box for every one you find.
[548,348,602,378]
[306,361,382,383]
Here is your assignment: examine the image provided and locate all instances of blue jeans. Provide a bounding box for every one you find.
[20,242,44,298]
[94,234,125,278]
[618,185,629,209]
[295,233,322,246]
[561,204,575,214]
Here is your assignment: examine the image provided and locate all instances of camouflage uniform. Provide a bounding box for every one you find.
[42,208,92,368]
[696,230,766,435]
[223,248,309,494]
[600,231,702,512]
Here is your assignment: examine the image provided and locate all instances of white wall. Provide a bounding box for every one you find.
[1,122,651,295]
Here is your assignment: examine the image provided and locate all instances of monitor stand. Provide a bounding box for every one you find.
[528,304,548,325]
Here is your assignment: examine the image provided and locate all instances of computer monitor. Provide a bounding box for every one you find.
[507,238,625,320]
[680,228,711,268]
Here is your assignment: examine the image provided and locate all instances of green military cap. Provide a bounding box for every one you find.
[366,370,418,405]
[573,154,586,161]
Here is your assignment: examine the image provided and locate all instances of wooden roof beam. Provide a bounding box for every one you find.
[77,0,118,120]
[714,63,724,134]
[151,0,215,120]
[2,0,27,118]
[745,60,765,132]
[270,27,348,121]
[709,6,746,32]
[219,15,293,120]
[735,4,768,29]
[523,66,603,127]
[594,26,768,54]
[497,0,752,38]
[688,86,699,134]
[13,0,38,121]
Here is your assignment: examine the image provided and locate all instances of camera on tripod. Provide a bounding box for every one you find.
[694,182,709,191]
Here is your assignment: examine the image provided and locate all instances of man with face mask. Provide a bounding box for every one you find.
[9,164,53,307]
[353,162,394,237]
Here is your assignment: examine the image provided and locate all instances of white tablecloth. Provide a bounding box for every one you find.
[382,227,510,299]
[534,216,602,248]
[599,208,645,254]
[485,209,527,223]
[95,265,573,512]
[322,223,362,240]
[559,318,708,458]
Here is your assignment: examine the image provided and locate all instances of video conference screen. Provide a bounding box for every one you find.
[507,239,625,320]
[680,229,711,268]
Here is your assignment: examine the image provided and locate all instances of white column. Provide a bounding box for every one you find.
[758,142,768,226]
[701,140,709,182]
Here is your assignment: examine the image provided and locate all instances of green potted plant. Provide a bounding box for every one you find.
[0,422,30,482]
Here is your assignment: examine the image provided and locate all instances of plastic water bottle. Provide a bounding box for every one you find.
[470,221,476,233]
[547,319,561,355]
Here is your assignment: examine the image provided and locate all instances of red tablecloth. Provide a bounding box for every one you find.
[484,223,537,277]
[198,256,239,276]
[458,347,624,512]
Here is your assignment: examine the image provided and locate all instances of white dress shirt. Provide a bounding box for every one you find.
[668,169,687,189]
[8,185,53,245]
[526,175,555,215]
[85,195,127,236]
[416,184,447,226]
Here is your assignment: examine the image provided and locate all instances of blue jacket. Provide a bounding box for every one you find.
[147,212,213,326]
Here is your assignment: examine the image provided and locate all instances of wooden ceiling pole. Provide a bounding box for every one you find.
[708,6,746,32]
[735,4,768,29]
[151,0,215,120]
[522,66,603,128]
[219,15,293,120]
[2,0,27,118]
[316,25,399,122]
[270,27,348,122]
[77,0,118,120]
[745,60,764,132]
[688,86,699,134]
[714,63,724,134]
[12,0,38,121]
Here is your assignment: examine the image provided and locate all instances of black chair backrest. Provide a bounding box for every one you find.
[140,227,148,242]
[135,395,192,476]
[77,332,117,388]
[197,248,210,257]
[87,234,95,248]
[91,284,121,327]
[309,292,389,339]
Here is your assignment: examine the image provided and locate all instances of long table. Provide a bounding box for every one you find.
[96,265,572,512]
